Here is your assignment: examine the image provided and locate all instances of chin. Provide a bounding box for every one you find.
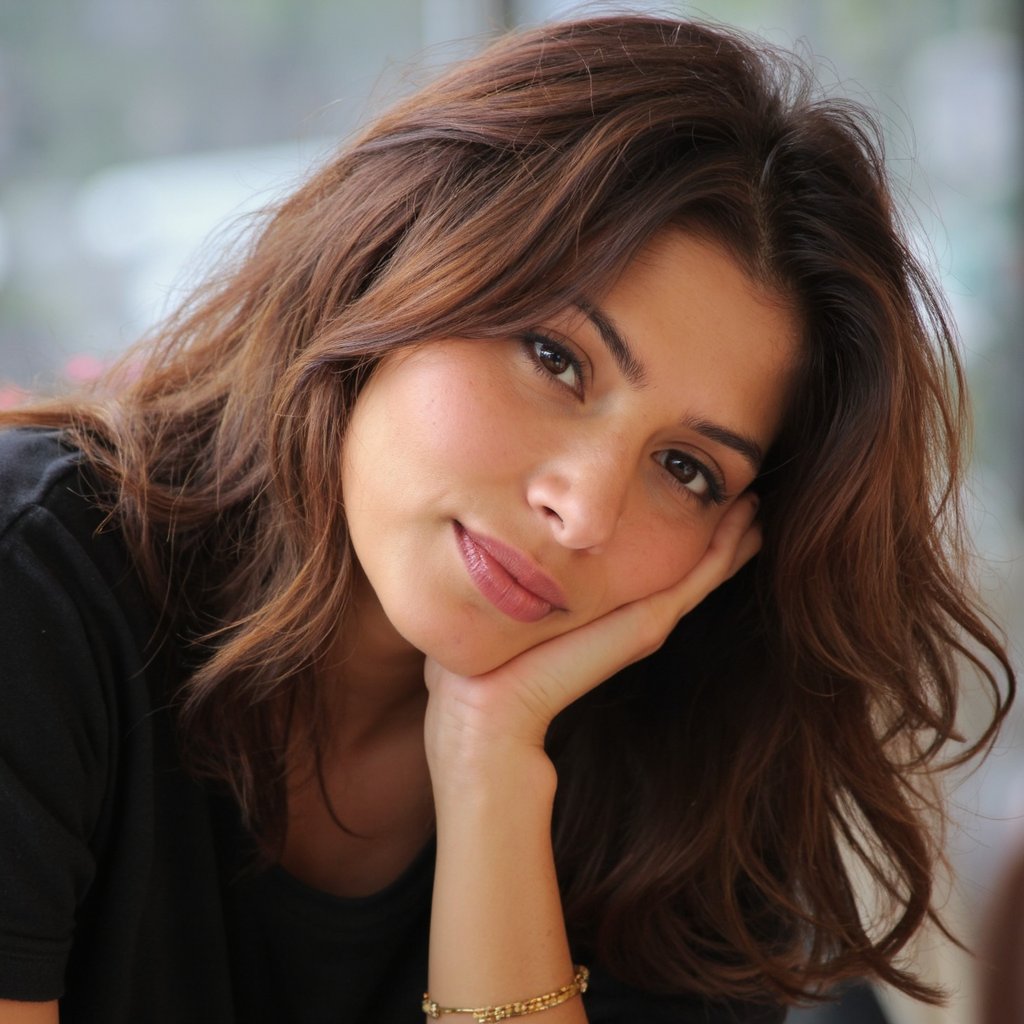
[401,616,539,679]
[422,636,526,679]
[379,582,582,679]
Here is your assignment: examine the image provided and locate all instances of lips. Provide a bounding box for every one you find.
[454,522,567,623]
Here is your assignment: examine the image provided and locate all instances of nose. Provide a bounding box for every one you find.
[526,441,632,551]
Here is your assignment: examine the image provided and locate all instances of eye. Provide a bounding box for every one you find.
[523,332,584,397]
[654,450,727,506]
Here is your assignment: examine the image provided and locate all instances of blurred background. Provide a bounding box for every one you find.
[0,2,1020,1021]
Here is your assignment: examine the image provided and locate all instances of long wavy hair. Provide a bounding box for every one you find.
[4,13,1014,1008]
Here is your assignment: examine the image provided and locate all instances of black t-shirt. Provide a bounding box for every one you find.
[0,428,784,1023]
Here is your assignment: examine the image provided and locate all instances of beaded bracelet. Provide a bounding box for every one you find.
[422,964,589,1022]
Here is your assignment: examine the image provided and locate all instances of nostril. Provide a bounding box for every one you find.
[544,506,563,524]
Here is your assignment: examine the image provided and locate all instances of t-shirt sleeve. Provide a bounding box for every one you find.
[0,505,114,1000]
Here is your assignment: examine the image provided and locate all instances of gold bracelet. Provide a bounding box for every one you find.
[422,964,589,1022]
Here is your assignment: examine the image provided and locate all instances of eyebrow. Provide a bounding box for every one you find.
[575,301,646,386]
[684,418,765,473]
[574,300,765,474]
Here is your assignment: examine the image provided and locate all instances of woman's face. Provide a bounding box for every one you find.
[341,230,798,676]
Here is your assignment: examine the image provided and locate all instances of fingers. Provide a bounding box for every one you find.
[717,491,762,578]
[710,490,761,565]
[488,495,762,713]
[731,514,762,575]
[655,491,760,612]
[426,493,763,737]
[583,493,759,677]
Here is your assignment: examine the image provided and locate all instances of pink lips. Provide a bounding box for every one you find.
[454,523,567,623]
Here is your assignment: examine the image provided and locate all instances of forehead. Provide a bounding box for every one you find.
[610,229,797,348]
[587,229,800,446]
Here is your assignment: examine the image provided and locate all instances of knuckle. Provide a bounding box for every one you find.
[634,603,670,657]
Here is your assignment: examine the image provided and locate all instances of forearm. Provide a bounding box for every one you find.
[421,496,761,1021]
[426,745,587,1023]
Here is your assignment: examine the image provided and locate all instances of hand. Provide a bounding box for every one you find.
[423,493,761,766]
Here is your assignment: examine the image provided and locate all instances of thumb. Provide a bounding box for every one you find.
[480,492,763,719]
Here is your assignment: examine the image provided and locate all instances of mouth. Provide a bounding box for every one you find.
[453,522,567,623]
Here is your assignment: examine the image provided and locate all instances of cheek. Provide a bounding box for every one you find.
[405,364,524,472]
[606,516,716,607]
[347,360,509,493]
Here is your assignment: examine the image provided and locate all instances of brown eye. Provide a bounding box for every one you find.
[654,450,727,506]
[534,340,571,376]
[662,452,707,493]
[525,333,583,395]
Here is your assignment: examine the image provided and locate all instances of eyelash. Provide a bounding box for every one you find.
[656,450,729,506]
[521,331,587,398]
[520,329,728,507]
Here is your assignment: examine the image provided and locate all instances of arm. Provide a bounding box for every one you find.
[423,494,761,1022]
[0,1001,58,1024]
[0,502,111,1008]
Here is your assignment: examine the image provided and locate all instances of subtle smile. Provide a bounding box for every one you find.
[453,522,568,623]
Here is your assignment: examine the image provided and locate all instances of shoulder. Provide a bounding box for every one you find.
[0,427,145,629]
[0,427,85,533]
[0,429,183,1006]
[0,421,157,703]
[0,425,160,708]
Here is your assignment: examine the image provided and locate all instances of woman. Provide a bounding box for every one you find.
[0,14,1013,1024]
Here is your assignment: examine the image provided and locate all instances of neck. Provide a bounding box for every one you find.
[320,569,427,751]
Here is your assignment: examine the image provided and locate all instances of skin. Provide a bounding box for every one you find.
[0,233,796,1023]
[306,229,798,1021]
[0,1003,56,1024]
[340,230,796,681]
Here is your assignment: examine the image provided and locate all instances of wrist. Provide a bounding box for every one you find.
[424,684,550,768]
[428,738,557,812]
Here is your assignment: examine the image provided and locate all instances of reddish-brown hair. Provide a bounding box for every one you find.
[4,14,1014,1007]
